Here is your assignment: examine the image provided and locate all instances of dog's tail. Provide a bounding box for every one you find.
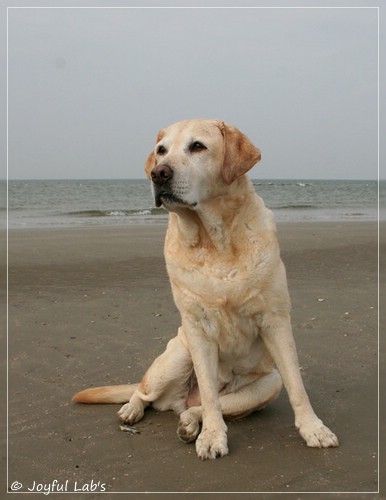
[72,384,139,404]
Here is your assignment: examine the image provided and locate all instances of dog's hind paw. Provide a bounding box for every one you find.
[118,398,144,425]
[195,427,229,460]
[177,409,201,443]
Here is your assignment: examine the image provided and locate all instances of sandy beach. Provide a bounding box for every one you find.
[6,221,381,496]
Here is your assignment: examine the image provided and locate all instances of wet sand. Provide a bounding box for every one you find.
[6,221,382,496]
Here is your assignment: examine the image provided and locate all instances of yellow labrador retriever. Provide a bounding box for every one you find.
[73,119,338,460]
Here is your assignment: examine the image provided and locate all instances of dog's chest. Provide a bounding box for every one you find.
[170,258,266,358]
[166,248,268,319]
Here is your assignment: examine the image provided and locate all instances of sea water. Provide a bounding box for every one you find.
[5,179,383,229]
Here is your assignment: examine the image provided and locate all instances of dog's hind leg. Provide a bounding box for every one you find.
[177,369,282,444]
[118,332,193,424]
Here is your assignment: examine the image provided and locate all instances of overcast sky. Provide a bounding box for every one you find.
[7,3,379,180]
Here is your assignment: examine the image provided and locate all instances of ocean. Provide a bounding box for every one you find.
[5,179,383,229]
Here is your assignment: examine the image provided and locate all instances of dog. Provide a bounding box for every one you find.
[73,119,339,460]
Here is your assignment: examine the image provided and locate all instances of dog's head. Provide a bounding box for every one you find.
[144,119,261,210]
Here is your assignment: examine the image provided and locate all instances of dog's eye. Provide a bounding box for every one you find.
[157,145,167,155]
[189,141,207,153]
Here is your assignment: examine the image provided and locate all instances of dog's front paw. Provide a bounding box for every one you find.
[177,408,201,443]
[297,418,339,448]
[195,427,228,460]
[118,398,144,425]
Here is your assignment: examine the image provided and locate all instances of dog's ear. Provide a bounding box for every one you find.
[144,151,155,180]
[144,129,165,180]
[219,122,261,185]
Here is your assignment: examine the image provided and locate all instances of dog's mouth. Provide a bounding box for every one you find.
[155,191,185,208]
[154,186,196,210]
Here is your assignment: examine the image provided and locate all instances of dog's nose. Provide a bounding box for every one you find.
[151,164,173,185]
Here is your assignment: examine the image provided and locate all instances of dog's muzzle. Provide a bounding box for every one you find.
[151,164,190,209]
[151,164,173,208]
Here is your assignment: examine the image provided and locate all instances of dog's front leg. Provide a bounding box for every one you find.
[183,323,228,460]
[261,313,339,448]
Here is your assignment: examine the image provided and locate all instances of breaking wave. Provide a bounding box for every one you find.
[67,208,166,218]
[275,204,318,210]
